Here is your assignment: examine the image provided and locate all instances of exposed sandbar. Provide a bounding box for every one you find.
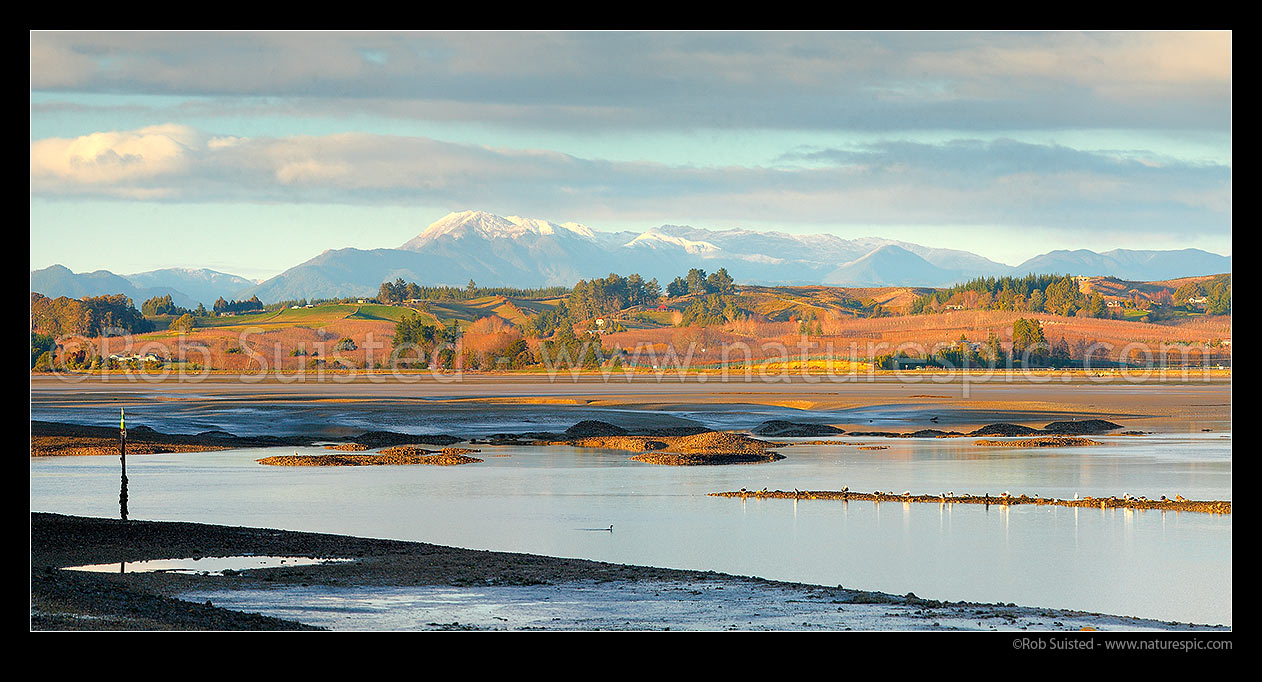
[568,431,787,465]
[31,421,236,457]
[974,437,1102,447]
[324,443,370,451]
[30,421,466,458]
[750,420,844,437]
[847,419,1124,439]
[630,452,785,466]
[258,447,482,466]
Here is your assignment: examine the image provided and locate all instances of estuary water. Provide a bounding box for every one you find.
[30,432,1232,626]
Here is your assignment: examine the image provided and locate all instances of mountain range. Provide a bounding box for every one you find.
[30,210,1232,304]
[30,264,254,309]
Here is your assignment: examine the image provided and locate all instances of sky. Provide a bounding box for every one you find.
[30,31,1232,280]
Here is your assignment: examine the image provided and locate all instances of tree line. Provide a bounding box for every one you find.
[31,292,153,338]
[391,311,538,370]
[213,296,264,314]
[666,267,735,297]
[377,278,569,305]
[910,274,1116,318]
[875,318,1109,370]
[1173,274,1231,315]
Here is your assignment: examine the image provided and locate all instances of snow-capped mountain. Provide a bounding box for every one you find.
[238,210,1231,302]
[41,211,1226,304]
[622,229,721,255]
[400,210,598,248]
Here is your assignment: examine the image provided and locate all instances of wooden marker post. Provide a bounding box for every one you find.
[120,407,128,521]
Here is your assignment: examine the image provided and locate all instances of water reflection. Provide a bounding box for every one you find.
[64,556,354,575]
[31,433,1232,626]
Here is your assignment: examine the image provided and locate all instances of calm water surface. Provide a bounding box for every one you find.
[30,433,1231,626]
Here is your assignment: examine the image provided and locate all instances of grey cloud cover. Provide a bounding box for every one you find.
[30,31,1231,132]
[29,126,1229,236]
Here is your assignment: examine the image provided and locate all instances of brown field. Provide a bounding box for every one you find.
[739,285,933,317]
[39,287,1230,373]
[601,310,1231,365]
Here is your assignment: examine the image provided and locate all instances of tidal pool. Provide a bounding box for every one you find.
[63,556,354,575]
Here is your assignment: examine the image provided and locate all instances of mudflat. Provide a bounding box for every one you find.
[29,513,1230,632]
[29,374,1231,438]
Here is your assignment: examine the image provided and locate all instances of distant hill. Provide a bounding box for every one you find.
[40,211,1231,304]
[1012,249,1231,281]
[30,264,196,308]
[244,210,1024,302]
[822,245,961,287]
[30,264,255,309]
[123,268,255,307]
[247,248,453,303]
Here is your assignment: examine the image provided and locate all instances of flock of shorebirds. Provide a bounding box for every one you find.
[735,486,1190,503]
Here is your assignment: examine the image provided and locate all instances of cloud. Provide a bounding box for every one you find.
[29,31,1231,132]
[29,125,1230,241]
[30,123,203,185]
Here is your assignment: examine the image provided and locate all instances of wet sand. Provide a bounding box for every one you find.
[30,375,1232,630]
[30,513,1228,631]
[29,374,1232,439]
